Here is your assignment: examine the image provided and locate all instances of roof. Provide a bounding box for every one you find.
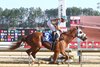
[71,16,100,42]
[80,16,100,28]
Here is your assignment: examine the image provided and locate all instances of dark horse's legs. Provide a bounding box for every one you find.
[26,47,40,63]
[31,47,40,58]
[26,48,35,63]
[26,48,32,56]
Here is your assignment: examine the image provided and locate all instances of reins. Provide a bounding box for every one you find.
[62,28,77,39]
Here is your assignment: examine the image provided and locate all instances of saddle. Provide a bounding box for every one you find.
[43,31,59,50]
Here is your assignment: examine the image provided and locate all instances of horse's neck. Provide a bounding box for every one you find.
[62,33,76,44]
[66,36,74,44]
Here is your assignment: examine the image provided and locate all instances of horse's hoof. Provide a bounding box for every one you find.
[45,61,49,64]
[49,62,58,64]
[59,56,66,59]
[49,62,55,64]
[58,62,62,65]
[62,62,66,64]
[31,61,35,64]
[38,60,49,64]
[49,56,53,61]
[38,60,44,64]
[32,62,35,64]
[38,61,41,64]
[66,59,73,62]
[49,62,53,64]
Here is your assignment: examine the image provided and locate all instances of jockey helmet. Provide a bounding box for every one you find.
[60,16,67,22]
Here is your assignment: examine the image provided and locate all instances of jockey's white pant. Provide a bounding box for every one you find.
[56,30,60,37]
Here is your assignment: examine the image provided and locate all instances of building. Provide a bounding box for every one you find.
[70,16,100,41]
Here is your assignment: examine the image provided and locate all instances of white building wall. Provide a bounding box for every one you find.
[58,0,66,18]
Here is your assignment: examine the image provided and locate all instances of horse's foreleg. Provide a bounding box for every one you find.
[51,41,61,64]
[59,40,69,63]
[60,51,68,63]
[52,48,60,64]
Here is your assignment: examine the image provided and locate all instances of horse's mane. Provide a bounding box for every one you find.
[60,27,77,41]
[62,27,76,35]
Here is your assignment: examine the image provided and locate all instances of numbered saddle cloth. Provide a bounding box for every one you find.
[43,31,53,43]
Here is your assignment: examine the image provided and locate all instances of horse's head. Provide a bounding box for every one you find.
[76,26,87,41]
[65,26,87,41]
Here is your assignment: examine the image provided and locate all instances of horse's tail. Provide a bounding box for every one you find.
[9,36,26,50]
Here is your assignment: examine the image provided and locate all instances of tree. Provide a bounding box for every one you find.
[67,7,81,16]
[45,8,58,18]
[0,7,3,17]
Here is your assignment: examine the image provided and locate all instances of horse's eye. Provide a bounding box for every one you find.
[80,31,82,34]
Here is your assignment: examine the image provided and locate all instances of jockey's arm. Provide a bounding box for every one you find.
[54,25,61,32]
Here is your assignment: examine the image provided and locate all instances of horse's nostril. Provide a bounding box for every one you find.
[83,37,87,41]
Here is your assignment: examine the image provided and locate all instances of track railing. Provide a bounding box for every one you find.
[0,41,100,64]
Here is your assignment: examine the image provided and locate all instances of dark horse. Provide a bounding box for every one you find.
[9,26,87,64]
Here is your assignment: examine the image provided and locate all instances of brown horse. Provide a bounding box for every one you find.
[9,26,87,64]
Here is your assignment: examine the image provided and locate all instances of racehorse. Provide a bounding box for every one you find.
[9,26,87,64]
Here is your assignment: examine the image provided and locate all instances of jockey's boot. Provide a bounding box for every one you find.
[51,41,56,51]
[51,31,59,50]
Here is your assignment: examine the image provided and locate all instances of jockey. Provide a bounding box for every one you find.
[47,17,66,45]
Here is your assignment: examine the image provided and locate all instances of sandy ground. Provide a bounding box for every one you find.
[0,64,100,67]
[0,63,100,67]
[0,52,100,67]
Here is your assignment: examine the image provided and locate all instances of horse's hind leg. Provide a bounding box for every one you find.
[26,48,32,56]
[26,48,36,63]
[31,47,40,58]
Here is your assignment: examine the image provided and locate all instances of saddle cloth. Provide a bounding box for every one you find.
[42,31,58,50]
[43,31,53,43]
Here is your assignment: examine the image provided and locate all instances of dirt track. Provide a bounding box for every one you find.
[0,64,100,67]
[0,52,100,67]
